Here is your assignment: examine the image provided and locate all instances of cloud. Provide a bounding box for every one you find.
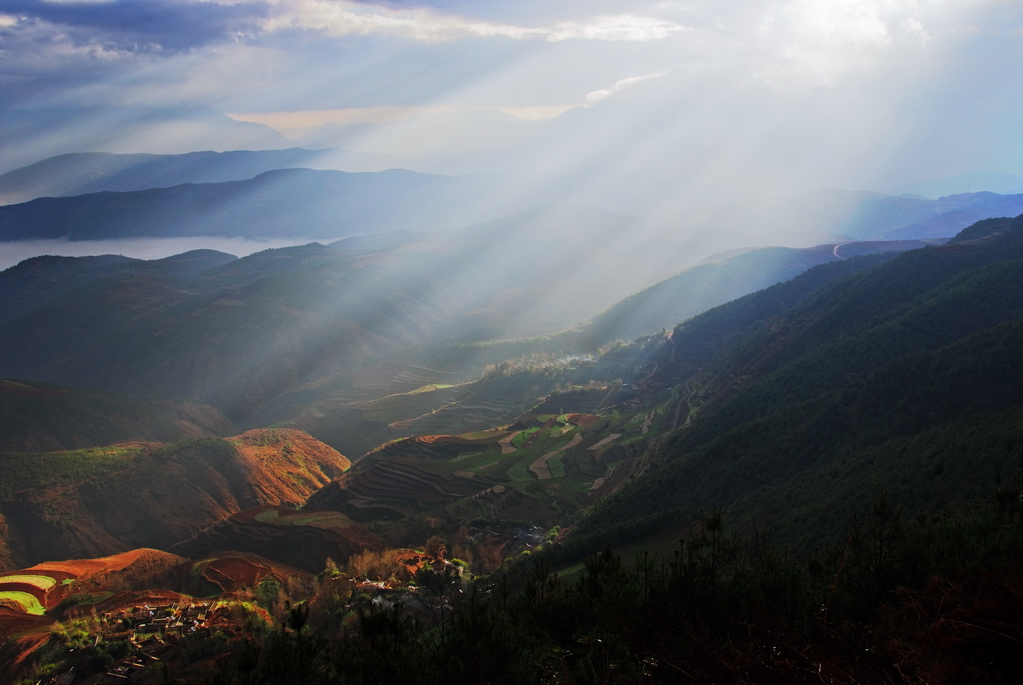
[899,17,929,46]
[585,71,666,103]
[547,14,685,42]
[3,0,268,50]
[253,1,685,43]
[4,0,1020,197]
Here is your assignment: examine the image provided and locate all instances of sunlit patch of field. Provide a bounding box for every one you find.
[350,363,466,399]
[190,553,309,594]
[359,386,471,424]
[253,507,358,531]
[407,384,455,394]
[0,575,57,592]
[0,591,45,616]
[394,394,524,436]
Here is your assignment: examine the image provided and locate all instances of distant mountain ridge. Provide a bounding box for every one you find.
[887,171,1023,199]
[0,249,237,325]
[3,149,1023,246]
[0,148,330,205]
[689,188,1023,243]
[0,168,499,241]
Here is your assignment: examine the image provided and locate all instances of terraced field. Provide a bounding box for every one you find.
[0,590,45,615]
[306,397,679,542]
[170,505,385,573]
[276,356,580,459]
[395,393,525,436]
[190,552,311,594]
[0,549,186,624]
[349,363,467,402]
[358,385,473,425]
[0,570,75,615]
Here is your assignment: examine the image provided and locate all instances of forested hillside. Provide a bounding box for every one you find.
[564,213,1023,555]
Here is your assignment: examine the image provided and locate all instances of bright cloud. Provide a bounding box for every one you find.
[546,15,686,42]
[747,0,978,89]
[585,72,667,103]
[254,1,686,42]
[2,0,1021,196]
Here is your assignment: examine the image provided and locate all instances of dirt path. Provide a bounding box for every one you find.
[498,431,521,454]
[592,381,622,413]
[528,433,583,479]
[528,449,561,479]
[587,433,621,451]
[641,411,655,434]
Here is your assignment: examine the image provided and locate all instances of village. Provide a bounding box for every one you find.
[38,600,215,685]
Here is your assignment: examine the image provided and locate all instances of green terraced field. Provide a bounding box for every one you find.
[0,590,46,615]
[335,399,679,542]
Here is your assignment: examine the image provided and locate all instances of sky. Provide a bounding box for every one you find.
[1,1,1023,211]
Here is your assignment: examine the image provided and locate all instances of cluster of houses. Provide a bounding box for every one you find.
[113,601,212,640]
[38,601,215,685]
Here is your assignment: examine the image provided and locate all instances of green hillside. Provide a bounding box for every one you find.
[563,213,1023,556]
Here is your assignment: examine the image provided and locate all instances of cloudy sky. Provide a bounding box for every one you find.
[1,0,1022,203]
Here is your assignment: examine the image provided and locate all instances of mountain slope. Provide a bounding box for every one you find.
[0,379,236,452]
[0,212,949,454]
[562,214,1023,556]
[0,207,667,430]
[0,429,350,571]
[580,240,939,345]
[169,505,384,573]
[0,249,236,325]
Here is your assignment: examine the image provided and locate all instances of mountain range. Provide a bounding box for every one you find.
[0,210,939,458]
[0,149,331,206]
[1,145,1022,682]
[4,151,1023,249]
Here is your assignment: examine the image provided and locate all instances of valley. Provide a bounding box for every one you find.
[5,1,1023,680]
[1,163,1022,682]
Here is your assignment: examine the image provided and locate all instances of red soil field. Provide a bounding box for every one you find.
[229,429,352,505]
[200,556,276,592]
[0,607,52,640]
[0,582,47,604]
[29,548,183,584]
[88,589,189,614]
[229,505,280,523]
[566,413,601,427]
